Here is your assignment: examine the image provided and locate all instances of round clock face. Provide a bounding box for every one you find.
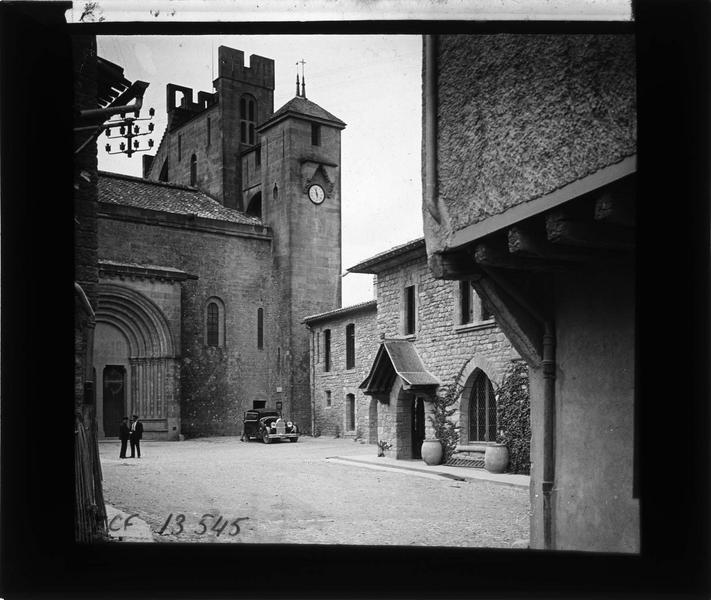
[308,184,325,205]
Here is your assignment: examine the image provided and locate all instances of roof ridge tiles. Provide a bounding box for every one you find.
[98,170,204,193]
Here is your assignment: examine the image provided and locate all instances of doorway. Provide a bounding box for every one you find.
[102,365,125,437]
[411,395,425,459]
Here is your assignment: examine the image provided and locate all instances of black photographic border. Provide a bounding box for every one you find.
[1,1,709,598]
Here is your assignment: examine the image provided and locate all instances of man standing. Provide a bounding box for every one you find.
[119,416,130,459]
[129,414,143,458]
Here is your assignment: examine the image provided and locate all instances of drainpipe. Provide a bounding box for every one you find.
[478,266,556,549]
[541,323,556,550]
[423,34,441,224]
[310,329,316,436]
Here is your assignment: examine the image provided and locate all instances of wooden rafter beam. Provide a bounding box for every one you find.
[508,223,625,263]
[472,238,569,272]
[545,209,635,250]
[429,251,484,280]
[594,191,636,227]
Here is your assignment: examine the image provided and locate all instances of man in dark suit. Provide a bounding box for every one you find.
[119,416,130,458]
[129,414,143,458]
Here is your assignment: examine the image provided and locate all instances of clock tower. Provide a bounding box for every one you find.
[257,85,346,427]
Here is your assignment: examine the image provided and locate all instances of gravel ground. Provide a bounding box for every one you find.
[99,436,530,547]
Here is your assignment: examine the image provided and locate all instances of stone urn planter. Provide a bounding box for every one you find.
[484,443,509,473]
[421,438,443,466]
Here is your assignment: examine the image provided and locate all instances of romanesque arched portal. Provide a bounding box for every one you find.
[93,283,180,440]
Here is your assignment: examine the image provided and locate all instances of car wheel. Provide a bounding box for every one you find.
[289,437,298,442]
[262,430,271,444]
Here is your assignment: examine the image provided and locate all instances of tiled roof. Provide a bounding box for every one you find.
[347,238,426,274]
[360,340,441,393]
[302,299,377,324]
[98,171,263,226]
[259,96,346,131]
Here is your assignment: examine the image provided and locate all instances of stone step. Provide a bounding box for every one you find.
[445,455,485,469]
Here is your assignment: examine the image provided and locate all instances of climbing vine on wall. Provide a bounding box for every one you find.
[495,360,531,475]
[428,364,464,463]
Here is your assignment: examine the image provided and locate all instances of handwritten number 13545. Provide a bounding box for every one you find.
[158,513,249,536]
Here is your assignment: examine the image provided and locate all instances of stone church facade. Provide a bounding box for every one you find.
[94,46,344,440]
[305,238,522,461]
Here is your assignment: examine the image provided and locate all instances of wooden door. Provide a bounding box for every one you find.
[102,365,125,437]
[411,396,425,459]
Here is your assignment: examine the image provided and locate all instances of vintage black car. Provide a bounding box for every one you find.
[241,409,299,443]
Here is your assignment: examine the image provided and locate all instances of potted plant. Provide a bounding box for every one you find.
[426,366,464,466]
[376,440,392,457]
[421,438,443,466]
[484,442,510,473]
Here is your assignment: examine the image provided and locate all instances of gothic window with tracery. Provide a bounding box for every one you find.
[469,371,497,442]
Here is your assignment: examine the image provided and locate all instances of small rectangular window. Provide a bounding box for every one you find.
[207,117,211,147]
[311,123,321,146]
[460,281,473,324]
[345,323,355,370]
[404,285,416,335]
[255,147,261,167]
[257,308,264,349]
[178,135,182,161]
[324,329,331,372]
[325,390,332,408]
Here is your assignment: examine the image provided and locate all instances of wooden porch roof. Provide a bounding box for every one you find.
[360,340,440,397]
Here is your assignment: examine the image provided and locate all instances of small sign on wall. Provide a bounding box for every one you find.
[276,386,282,393]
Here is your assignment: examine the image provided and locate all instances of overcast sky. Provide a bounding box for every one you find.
[96,35,423,306]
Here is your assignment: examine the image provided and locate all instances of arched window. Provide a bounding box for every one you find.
[240,95,256,145]
[204,297,225,347]
[468,371,497,442]
[246,192,262,219]
[190,154,197,186]
[206,302,219,346]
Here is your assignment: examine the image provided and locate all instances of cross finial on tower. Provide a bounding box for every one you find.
[299,59,306,99]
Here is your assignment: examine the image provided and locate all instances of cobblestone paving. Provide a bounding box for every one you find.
[99,436,530,547]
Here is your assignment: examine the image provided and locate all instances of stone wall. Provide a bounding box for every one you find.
[98,211,276,437]
[377,252,519,387]
[528,263,638,553]
[308,304,378,438]
[261,115,344,432]
[312,247,521,455]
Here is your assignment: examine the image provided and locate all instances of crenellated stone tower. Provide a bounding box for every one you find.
[138,46,345,432]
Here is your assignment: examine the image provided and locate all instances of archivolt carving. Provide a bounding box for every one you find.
[96,283,175,358]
